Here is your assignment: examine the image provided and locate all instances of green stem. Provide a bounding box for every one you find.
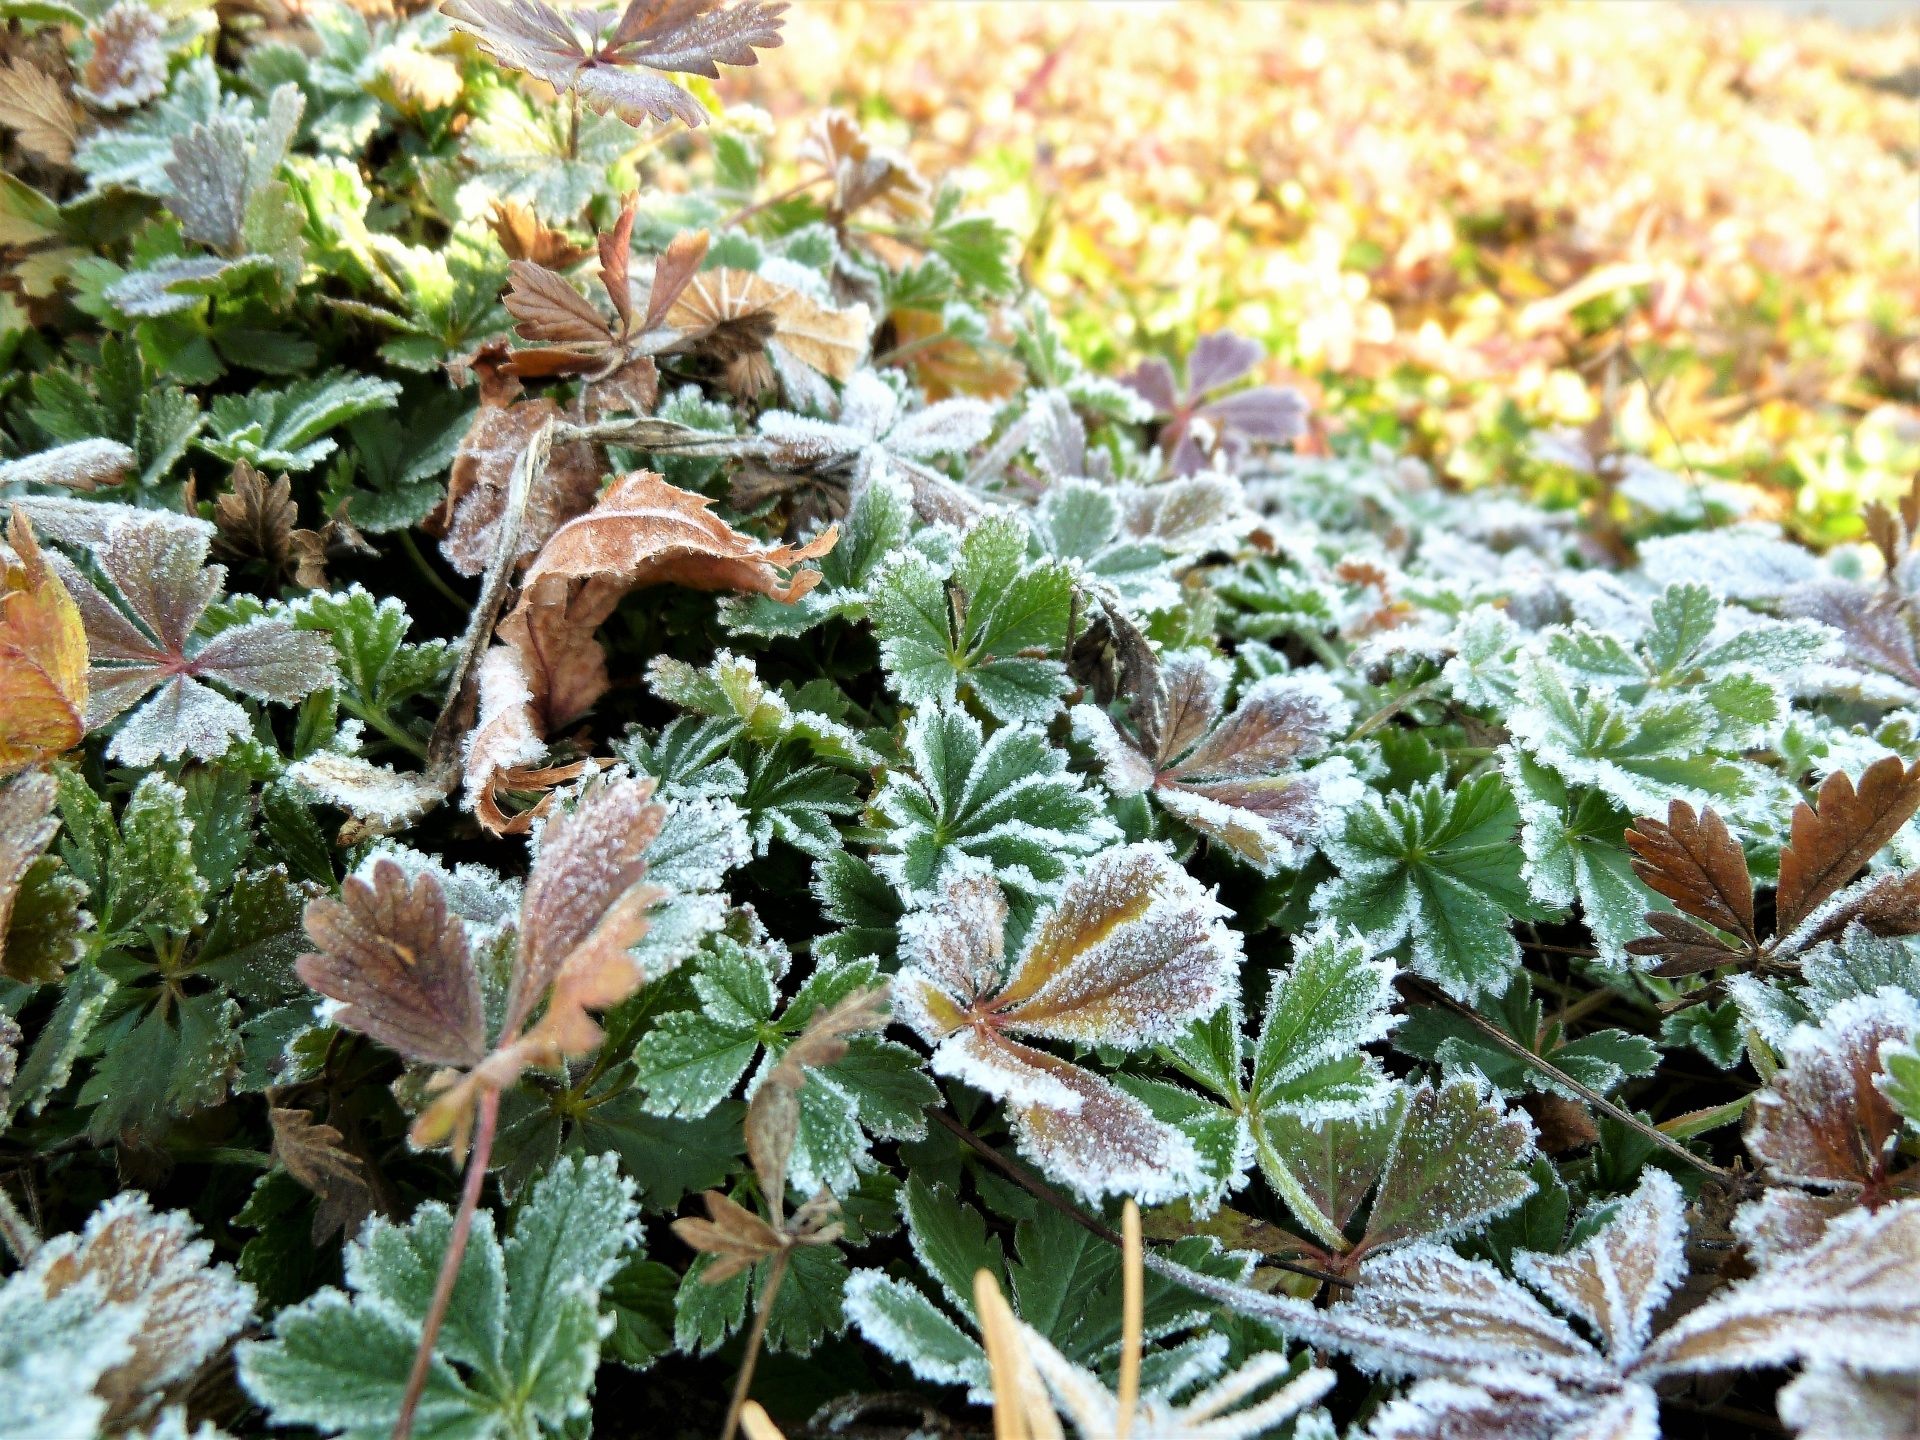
[397,531,473,617]
[1350,678,1442,740]
[1248,1117,1347,1252]
[341,696,430,761]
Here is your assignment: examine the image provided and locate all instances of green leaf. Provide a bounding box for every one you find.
[113,775,208,936]
[200,370,402,471]
[1317,774,1550,1000]
[239,1153,638,1438]
[6,961,114,1122]
[872,514,1075,724]
[901,1178,1004,1319]
[872,705,1118,905]
[1251,923,1399,1121]
[1882,1038,1920,1127]
[602,1257,679,1369]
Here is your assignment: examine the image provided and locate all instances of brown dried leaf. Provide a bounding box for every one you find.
[33,1193,254,1425]
[504,259,614,346]
[507,770,665,1035]
[642,228,710,333]
[799,109,929,224]
[748,985,887,1213]
[297,858,489,1069]
[436,398,604,577]
[1623,911,1743,978]
[671,1189,785,1285]
[0,509,88,777]
[488,200,593,269]
[0,769,62,983]
[77,1,167,111]
[1624,801,1758,953]
[211,460,296,576]
[583,355,659,418]
[598,192,638,335]
[0,58,77,166]
[1805,868,1920,950]
[1776,756,1920,937]
[269,1105,375,1245]
[1745,995,1913,1196]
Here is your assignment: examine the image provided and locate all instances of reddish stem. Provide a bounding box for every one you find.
[392,1087,501,1440]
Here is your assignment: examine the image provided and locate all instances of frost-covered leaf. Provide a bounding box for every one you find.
[1747,991,1918,1199]
[647,648,879,767]
[30,1191,255,1427]
[872,704,1117,906]
[1316,774,1550,1001]
[297,858,488,1069]
[872,511,1075,724]
[77,1,168,110]
[1076,656,1358,874]
[240,1152,638,1438]
[895,846,1240,1202]
[1250,923,1400,1121]
[201,371,400,473]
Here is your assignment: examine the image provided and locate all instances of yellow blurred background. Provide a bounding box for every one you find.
[719,0,1920,539]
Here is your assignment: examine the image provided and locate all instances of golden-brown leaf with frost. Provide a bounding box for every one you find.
[0,508,88,776]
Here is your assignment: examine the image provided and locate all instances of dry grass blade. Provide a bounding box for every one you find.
[1624,801,1758,954]
[975,1268,1065,1440]
[1776,756,1920,937]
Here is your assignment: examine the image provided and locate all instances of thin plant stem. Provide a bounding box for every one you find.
[1350,677,1442,740]
[721,173,833,229]
[720,1247,791,1440]
[397,530,473,617]
[1115,1202,1141,1440]
[1398,975,1732,1179]
[0,1184,39,1265]
[392,1086,501,1440]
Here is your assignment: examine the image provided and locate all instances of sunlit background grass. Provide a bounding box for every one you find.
[715,0,1920,543]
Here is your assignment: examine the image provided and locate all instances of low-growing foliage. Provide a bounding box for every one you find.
[0,2,1916,1438]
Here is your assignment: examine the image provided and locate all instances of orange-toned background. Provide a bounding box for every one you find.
[721,1,1920,537]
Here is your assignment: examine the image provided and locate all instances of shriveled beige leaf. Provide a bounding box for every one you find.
[269,1105,375,1245]
[434,396,603,577]
[800,109,929,224]
[666,267,869,395]
[379,47,463,111]
[0,58,77,167]
[748,985,887,1216]
[671,1189,786,1285]
[488,199,593,269]
[33,1192,254,1425]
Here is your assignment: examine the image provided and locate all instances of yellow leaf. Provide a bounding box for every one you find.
[0,508,87,776]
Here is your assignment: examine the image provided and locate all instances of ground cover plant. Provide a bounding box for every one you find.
[0,1,1918,1438]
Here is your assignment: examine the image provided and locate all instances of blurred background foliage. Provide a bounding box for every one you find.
[708,0,1920,545]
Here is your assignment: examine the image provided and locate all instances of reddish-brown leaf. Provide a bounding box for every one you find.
[504,259,614,345]
[598,192,638,335]
[488,200,593,269]
[1624,911,1744,978]
[1776,757,1920,937]
[1804,869,1920,952]
[508,771,665,1034]
[1746,997,1913,1197]
[211,460,296,576]
[297,859,488,1070]
[1625,802,1758,953]
[642,228,710,333]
